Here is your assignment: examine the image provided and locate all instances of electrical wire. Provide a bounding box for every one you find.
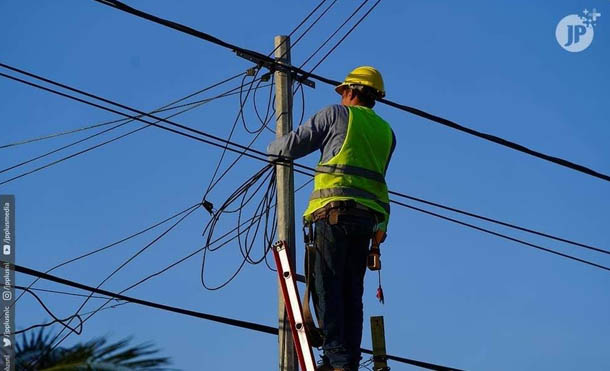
[13,201,261,338]
[11,286,84,336]
[0,64,270,158]
[0,73,272,186]
[32,204,201,367]
[7,2,595,368]
[252,74,276,134]
[12,297,128,337]
[268,0,331,60]
[87,2,610,183]
[203,90,276,195]
[12,203,199,307]
[307,0,382,74]
[200,0,340,199]
[388,190,609,255]
[0,117,127,150]
[290,0,371,115]
[30,183,279,367]
[0,79,272,153]
[12,262,464,371]
[0,72,261,181]
[15,286,115,300]
[288,0,339,53]
[202,71,264,201]
[0,119,133,176]
[390,199,610,272]
[2,68,604,271]
[109,178,312,305]
[0,77,270,172]
[200,164,277,290]
[39,176,311,353]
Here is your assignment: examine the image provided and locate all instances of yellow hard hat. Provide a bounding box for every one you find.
[335,66,385,98]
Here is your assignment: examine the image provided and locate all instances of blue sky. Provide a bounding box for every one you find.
[1,1,609,370]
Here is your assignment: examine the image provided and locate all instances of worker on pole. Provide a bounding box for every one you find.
[268,66,396,371]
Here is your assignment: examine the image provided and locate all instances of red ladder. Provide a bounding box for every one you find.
[272,240,316,371]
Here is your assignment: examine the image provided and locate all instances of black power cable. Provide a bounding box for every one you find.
[0,79,272,152]
[28,173,301,362]
[299,0,368,68]
[16,286,114,300]
[13,203,199,307]
[11,289,127,336]
[89,1,610,183]
[37,204,201,365]
[0,73,263,182]
[0,71,273,178]
[0,117,128,150]
[11,285,84,336]
[200,0,341,200]
[307,0,382,74]
[390,199,610,272]
[292,0,370,97]
[16,197,271,340]
[202,71,263,200]
[200,164,277,290]
[268,0,331,60]
[290,0,377,125]
[0,65,272,160]
[10,262,464,371]
[388,191,609,255]
[2,68,605,272]
[288,0,339,53]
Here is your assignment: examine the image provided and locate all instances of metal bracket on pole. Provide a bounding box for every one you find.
[235,50,316,88]
[370,316,390,371]
[273,240,316,371]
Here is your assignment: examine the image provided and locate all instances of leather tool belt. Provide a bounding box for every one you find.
[310,199,380,225]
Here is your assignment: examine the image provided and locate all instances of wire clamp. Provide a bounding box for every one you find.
[235,50,315,88]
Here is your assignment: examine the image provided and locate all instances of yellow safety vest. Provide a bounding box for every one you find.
[303,106,393,229]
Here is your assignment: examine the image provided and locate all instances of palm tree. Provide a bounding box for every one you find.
[15,328,174,370]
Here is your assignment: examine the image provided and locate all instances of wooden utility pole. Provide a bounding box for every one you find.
[274,35,298,371]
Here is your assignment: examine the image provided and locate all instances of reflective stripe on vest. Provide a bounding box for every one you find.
[303,106,393,221]
[309,187,391,214]
[315,164,386,184]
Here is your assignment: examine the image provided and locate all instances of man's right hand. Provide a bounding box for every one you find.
[367,247,381,271]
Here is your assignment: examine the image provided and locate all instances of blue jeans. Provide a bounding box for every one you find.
[313,215,375,369]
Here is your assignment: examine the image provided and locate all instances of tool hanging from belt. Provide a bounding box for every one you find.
[368,229,386,304]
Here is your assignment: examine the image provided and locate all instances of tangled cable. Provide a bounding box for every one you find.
[200,164,278,290]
